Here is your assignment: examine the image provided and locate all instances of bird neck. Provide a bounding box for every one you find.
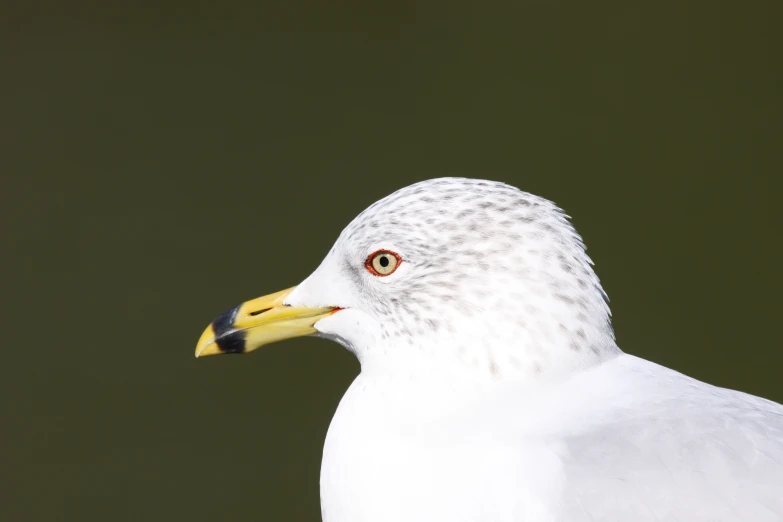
[355,327,622,387]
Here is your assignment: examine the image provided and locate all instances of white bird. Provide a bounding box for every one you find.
[196,178,783,522]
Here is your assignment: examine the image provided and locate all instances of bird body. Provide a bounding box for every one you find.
[321,353,783,522]
[196,178,783,521]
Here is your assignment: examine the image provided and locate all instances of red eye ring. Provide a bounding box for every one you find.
[365,249,402,277]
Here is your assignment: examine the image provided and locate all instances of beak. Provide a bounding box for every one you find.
[195,286,335,357]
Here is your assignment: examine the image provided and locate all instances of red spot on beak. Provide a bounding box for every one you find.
[330,308,344,315]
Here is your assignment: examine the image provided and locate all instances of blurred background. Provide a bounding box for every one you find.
[3,1,782,520]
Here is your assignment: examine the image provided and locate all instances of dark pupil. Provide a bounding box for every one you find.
[379,255,390,268]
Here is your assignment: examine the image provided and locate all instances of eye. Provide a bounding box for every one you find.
[365,250,402,276]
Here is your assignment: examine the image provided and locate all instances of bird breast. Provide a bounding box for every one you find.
[319,373,566,522]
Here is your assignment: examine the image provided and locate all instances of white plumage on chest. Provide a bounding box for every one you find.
[320,372,565,522]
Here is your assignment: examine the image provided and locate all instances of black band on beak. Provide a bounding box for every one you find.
[211,305,246,354]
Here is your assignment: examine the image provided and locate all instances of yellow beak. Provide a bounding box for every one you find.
[195,286,336,357]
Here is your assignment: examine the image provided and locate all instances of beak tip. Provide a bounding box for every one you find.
[195,343,222,357]
[195,324,218,358]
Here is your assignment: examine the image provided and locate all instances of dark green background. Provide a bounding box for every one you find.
[3,2,782,520]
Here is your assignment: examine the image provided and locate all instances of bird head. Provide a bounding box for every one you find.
[196,178,617,380]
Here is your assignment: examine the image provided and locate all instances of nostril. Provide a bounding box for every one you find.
[249,308,272,316]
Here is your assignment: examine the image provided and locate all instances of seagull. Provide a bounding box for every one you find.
[195,178,783,522]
